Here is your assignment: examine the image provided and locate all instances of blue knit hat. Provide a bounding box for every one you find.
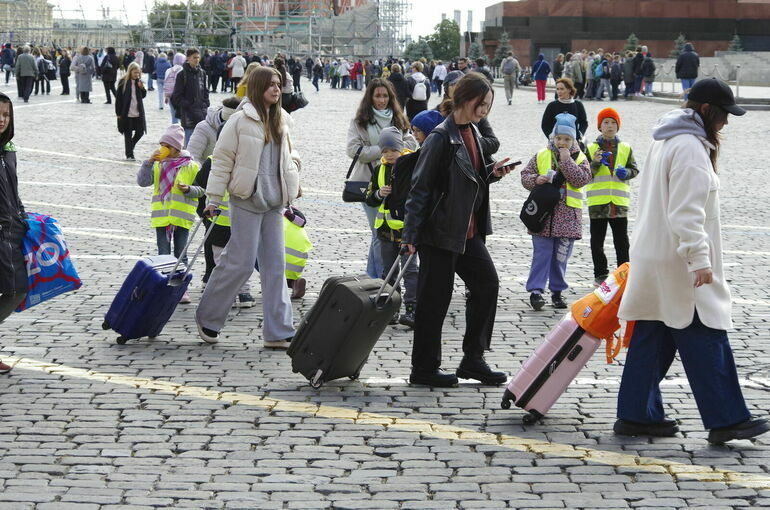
[551,112,577,140]
[410,109,444,136]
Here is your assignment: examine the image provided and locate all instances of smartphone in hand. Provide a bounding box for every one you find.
[500,160,522,172]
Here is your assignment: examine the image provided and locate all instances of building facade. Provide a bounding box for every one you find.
[52,19,132,50]
[0,0,54,46]
[481,0,770,65]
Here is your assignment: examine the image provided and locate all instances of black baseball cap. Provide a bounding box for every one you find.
[688,78,746,116]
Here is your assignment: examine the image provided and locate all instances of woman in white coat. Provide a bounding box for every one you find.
[195,67,301,348]
[615,79,768,444]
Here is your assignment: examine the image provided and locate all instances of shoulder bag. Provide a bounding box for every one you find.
[342,146,373,203]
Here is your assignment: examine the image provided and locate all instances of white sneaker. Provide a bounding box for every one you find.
[263,337,292,349]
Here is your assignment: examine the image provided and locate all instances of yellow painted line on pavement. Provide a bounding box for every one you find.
[4,356,769,489]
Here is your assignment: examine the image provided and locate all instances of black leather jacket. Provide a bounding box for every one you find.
[402,114,499,254]
[0,148,28,294]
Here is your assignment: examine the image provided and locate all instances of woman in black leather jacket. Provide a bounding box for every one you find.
[402,73,515,388]
[0,92,27,374]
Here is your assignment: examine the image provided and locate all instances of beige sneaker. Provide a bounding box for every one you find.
[263,337,292,349]
[179,291,192,304]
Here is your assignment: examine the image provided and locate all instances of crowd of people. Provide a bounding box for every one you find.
[0,38,767,444]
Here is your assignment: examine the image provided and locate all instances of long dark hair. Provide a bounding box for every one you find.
[0,92,14,148]
[274,57,288,87]
[440,72,494,117]
[685,99,728,171]
[354,78,409,131]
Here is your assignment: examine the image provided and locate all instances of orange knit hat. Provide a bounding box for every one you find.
[597,107,621,129]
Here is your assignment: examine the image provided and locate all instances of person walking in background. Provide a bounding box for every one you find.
[632,46,645,96]
[15,46,36,103]
[71,47,95,104]
[615,79,769,445]
[623,50,636,99]
[164,53,186,123]
[34,49,51,96]
[533,53,551,104]
[154,52,171,110]
[609,54,623,101]
[387,63,408,112]
[541,78,588,144]
[100,47,119,105]
[291,58,303,92]
[676,42,700,100]
[500,52,521,105]
[227,51,246,92]
[432,60,447,99]
[405,61,430,121]
[312,59,323,92]
[115,62,146,161]
[58,49,71,95]
[642,52,656,96]
[1,44,15,85]
[142,49,156,91]
[552,53,564,80]
[0,92,28,374]
[171,48,210,147]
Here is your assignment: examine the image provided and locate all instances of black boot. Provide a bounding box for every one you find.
[530,292,545,311]
[456,357,507,385]
[551,291,568,309]
[707,417,770,444]
[614,418,679,437]
[409,368,458,388]
[398,303,415,328]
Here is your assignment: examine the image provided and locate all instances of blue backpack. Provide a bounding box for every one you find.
[593,59,604,78]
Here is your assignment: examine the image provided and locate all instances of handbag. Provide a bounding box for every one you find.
[519,173,566,233]
[284,91,309,113]
[342,146,373,203]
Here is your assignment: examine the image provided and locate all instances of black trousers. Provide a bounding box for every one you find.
[611,80,620,100]
[18,76,34,101]
[123,117,144,158]
[80,91,91,103]
[210,73,220,92]
[34,76,49,95]
[103,80,117,103]
[412,236,499,372]
[590,217,629,279]
[220,72,229,92]
[61,75,70,94]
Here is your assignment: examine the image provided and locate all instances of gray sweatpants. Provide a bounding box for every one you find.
[196,205,294,342]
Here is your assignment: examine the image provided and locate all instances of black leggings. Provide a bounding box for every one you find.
[123,117,144,158]
[103,80,117,103]
[590,217,629,279]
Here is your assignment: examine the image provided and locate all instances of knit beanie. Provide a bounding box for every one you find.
[551,112,577,140]
[159,124,185,152]
[597,107,621,129]
[410,109,444,136]
[378,126,404,152]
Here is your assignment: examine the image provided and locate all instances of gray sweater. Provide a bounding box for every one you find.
[229,140,282,213]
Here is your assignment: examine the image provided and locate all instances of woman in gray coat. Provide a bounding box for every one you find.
[71,47,95,104]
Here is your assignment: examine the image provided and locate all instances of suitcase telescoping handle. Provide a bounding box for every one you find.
[168,210,221,287]
[373,252,416,310]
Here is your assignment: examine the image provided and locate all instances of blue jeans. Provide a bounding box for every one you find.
[156,79,165,108]
[681,78,696,99]
[526,235,574,294]
[617,313,751,430]
[156,226,190,266]
[633,75,643,94]
[362,203,383,279]
[184,127,194,148]
[645,81,653,95]
[169,103,179,124]
[147,72,154,90]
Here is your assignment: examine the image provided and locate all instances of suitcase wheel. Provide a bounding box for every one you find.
[501,389,515,410]
[309,370,324,389]
[522,410,543,426]
[116,336,128,345]
[348,373,360,381]
[101,320,110,331]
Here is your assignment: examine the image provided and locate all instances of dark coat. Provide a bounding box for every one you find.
[632,53,644,76]
[533,56,551,81]
[142,54,156,75]
[100,54,119,82]
[387,72,409,112]
[59,56,71,76]
[541,99,588,140]
[114,79,147,134]
[171,63,210,128]
[642,56,656,80]
[675,44,700,79]
[0,148,28,295]
[403,114,500,253]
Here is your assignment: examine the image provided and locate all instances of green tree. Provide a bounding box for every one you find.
[623,33,639,52]
[468,41,483,60]
[728,34,744,52]
[670,33,686,58]
[493,31,511,67]
[425,19,460,61]
[404,38,433,61]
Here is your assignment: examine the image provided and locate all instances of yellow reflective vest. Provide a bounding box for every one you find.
[536,148,587,209]
[585,142,632,207]
[284,217,312,280]
[150,161,200,229]
[373,162,404,231]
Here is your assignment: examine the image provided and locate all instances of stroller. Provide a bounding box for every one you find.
[518,70,533,86]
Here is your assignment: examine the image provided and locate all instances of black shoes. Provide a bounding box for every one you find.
[456,357,507,385]
[614,417,680,437]
[399,303,416,328]
[551,291,568,309]
[530,292,545,311]
[708,417,770,444]
[409,369,458,388]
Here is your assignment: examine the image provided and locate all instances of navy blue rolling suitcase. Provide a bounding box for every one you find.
[102,217,213,344]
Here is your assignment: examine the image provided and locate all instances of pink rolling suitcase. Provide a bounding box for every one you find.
[501,313,601,424]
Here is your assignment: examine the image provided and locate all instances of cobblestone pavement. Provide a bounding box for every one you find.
[0,76,769,510]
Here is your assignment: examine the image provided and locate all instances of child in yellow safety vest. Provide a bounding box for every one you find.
[585,108,639,286]
[364,126,417,328]
[137,124,201,304]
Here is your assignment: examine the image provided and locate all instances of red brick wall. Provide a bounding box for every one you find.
[491,0,770,19]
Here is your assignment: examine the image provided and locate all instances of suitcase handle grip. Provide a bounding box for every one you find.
[168,210,221,286]
[373,253,416,309]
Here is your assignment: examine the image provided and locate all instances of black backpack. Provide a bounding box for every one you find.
[385,150,420,221]
[520,173,566,233]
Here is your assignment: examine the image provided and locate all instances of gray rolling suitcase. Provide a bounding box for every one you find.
[288,254,415,388]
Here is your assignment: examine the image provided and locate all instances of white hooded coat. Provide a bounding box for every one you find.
[618,108,732,330]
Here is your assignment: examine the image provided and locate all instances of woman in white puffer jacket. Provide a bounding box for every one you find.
[195,67,301,349]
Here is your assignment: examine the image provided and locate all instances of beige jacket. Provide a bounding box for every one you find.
[207,100,301,207]
[345,118,417,183]
[619,130,731,330]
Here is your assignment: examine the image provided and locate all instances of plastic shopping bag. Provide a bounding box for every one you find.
[15,213,82,312]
